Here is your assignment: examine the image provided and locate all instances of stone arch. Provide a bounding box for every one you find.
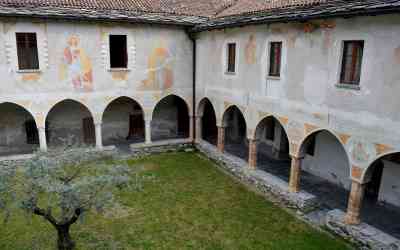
[221,105,248,160]
[197,97,218,145]
[44,98,94,122]
[252,115,291,176]
[254,115,290,143]
[101,96,145,146]
[45,99,95,146]
[362,150,400,183]
[357,151,400,235]
[221,104,249,128]
[150,94,191,120]
[298,128,352,190]
[0,102,39,155]
[151,94,190,141]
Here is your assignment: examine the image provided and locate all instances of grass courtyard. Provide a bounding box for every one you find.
[0,151,351,250]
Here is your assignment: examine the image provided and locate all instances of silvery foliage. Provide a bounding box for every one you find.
[0,145,136,224]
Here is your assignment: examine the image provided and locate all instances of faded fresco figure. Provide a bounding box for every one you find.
[141,45,174,91]
[60,35,93,91]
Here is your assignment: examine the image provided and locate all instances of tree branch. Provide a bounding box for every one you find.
[33,206,58,227]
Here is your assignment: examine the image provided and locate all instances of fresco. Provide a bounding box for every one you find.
[245,34,256,65]
[347,137,377,167]
[140,45,174,91]
[59,35,93,92]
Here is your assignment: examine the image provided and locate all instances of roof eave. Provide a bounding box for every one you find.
[190,7,400,32]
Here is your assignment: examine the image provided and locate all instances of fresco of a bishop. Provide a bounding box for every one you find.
[60,35,93,91]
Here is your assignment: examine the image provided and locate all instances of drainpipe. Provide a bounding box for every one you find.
[188,31,196,144]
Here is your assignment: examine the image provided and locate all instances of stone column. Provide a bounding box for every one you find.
[345,181,366,225]
[288,156,303,193]
[248,139,258,169]
[195,116,202,142]
[189,115,194,141]
[38,127,47,152]
[145,119,152,144]
[217,126,225,152]
[94,122,103,150]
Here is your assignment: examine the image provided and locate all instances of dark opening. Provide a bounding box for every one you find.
[109,35,128,68]
[306,136,316,156]
[265,118,275,141]
[16,33,39,70]
[82,117,95,145]
[152,95,189,141]
[227,43,236,73]
[201,99,218,145]
[340,40,364,85]
[176,98,189,137]
[25,120,39,145]
[269,42,282,77]
[365,160,384,201]
[224,106,247,160]
[255,117,291,175]
[102,97,145,146]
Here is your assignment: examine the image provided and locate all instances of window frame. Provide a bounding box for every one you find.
[339,40,364,86]
[268,41,282,78]
[226,42,237,74]
[15,32,40,71]
[109,34,128,69]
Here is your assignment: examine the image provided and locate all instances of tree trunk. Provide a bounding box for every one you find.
[56,225,75,250]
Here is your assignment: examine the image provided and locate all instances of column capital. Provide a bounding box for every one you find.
[290,154,305,160]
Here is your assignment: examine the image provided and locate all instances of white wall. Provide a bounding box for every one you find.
[302,131,351,190]
[379,160,400,207]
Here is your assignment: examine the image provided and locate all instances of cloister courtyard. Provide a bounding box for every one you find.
[0,152,351,250]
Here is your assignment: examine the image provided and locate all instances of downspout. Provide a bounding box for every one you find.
[188,31,196,144]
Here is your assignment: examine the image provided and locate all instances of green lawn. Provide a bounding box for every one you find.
[0,152,351,250]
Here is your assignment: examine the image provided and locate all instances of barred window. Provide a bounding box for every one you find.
[268,42,282,77]
[109,35,128,68]
[16,33,39,70]
[340,41,364,85]
[227,43,236,73]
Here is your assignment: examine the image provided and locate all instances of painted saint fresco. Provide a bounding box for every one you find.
[59,35,93,91]
[141,45,174,91]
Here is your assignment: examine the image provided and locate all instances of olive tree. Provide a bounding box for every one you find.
[0,146,135,250]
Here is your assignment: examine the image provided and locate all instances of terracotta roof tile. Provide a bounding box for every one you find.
[0,0,399,28]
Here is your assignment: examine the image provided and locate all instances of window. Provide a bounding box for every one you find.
[268,42,282,77]
[16,33,39,70]
[340,41,364,85]
[109,35,128,68]
[226,43,236,73]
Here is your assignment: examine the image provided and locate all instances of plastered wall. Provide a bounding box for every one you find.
[0,18,193,148]
[196,14,400,188]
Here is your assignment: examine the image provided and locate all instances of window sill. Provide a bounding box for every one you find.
[16,69,41,74]
[335,83,361,91]
[225,71,236,76]
[108,68,130,72]
[267,76,281,80]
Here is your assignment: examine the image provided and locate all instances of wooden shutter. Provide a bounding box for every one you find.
[269,42,282,77]
[340,41,364,85]
[227,43,236,73]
